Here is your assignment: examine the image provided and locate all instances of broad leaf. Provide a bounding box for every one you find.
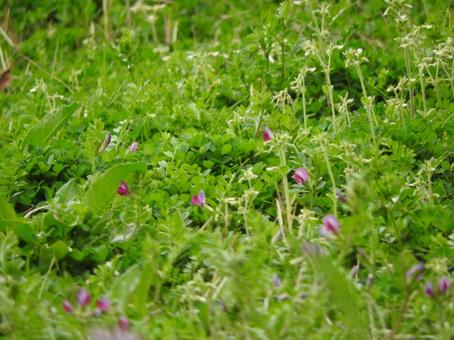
[23,102,79,147]
[85,161,147,213]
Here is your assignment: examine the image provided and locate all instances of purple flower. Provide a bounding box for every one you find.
[301,242,324,256]
[96,296,110,313]
[405,263,425,282]
[263,127,273,141]
[119,316,129,331]
[336,190,347,203]
[293,167,309,185]
[117,181,130,196]
[129,142,139,152]
[77,288,91,306]
[272,274,282,288]
[439,277,451,294]
[63,300,74,313]
[191,190,206,206]
[319,215,340,237]
[424,282,435,297]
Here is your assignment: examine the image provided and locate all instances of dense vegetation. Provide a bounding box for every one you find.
[0,0,453,338]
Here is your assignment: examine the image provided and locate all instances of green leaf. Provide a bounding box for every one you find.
[85,161,147,213]
[50,240,69,260]
[0,219,37,244]
[313,256,369,338]
[0,197,16,219]
[23,102,79,147]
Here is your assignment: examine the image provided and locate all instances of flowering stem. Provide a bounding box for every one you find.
[301,80,308,130]
[403,46,415,117]
[356,65,376,140]
[278,145,293,233]
[324,62,337,135]
[418,67,427,116]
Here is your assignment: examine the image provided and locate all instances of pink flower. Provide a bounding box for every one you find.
[96,296,110,313]
[63,300,74,313]
[117,181,130,196]
[129,142,139,152]
[319,215,340,237]
[439,277,451,294]
[293,167,309,185]
[119,316,129,331]
[263,127,273,141]
[77,288,91,306]
[191,190,206,206]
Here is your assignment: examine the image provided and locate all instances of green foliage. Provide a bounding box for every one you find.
[0,0,453,339]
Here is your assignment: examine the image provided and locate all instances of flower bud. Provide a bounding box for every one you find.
[117,181,130,196]
[96,296,110,313]
[438,277,451,294]
[119,316,129,331]
[293,167,309,185]
[63,300,74,313]
[77,288,91,306]
[263,127,273,141]
[424,282,434,297]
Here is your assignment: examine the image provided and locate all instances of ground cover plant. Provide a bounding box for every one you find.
[0,0,453,338]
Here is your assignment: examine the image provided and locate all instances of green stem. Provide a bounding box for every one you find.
[322,146,337,216]
[301,81,308,130]
[418,67,427,115]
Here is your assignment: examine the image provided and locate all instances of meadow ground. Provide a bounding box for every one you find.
[0,0,453,339]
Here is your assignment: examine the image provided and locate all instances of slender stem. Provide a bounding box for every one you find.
[418,67,427,115]
[356,66,376,139]
[322,146,337,216]
[404,46,414,117]
[301,80,308,130]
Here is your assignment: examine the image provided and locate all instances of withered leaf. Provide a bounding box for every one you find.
[0,69,12,91]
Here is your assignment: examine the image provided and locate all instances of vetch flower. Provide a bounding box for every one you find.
[336,190,347,203]
[77,288,91,306]
[293,167,309,185]
[191,190,205,206]
[424,282,434,297]
[96,296,110,313]
[117,181,130,196]
[272,274,282,288]
[439,277,451,294]
[63,300,74,313]
[405,263,425,282]
[263,127,273,141]
[319,215,340,237]
[119,316,129,331]
[129,142,139,152]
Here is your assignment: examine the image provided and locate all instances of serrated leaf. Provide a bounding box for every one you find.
[85,161,147,213]
[23,102,79,147]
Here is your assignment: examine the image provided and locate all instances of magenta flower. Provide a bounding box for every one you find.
[77,288,91,306]
[424,282,434,297]
[129,142,139,152]
[191,190,206,206]
[293,167,309,185]
[439,277,451,294]
[319,215,340,237]
[119,316,129,331]
[96,296,110,313]
[117,181,130,196]
[63,300,74,313]
[263,127,273,141]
